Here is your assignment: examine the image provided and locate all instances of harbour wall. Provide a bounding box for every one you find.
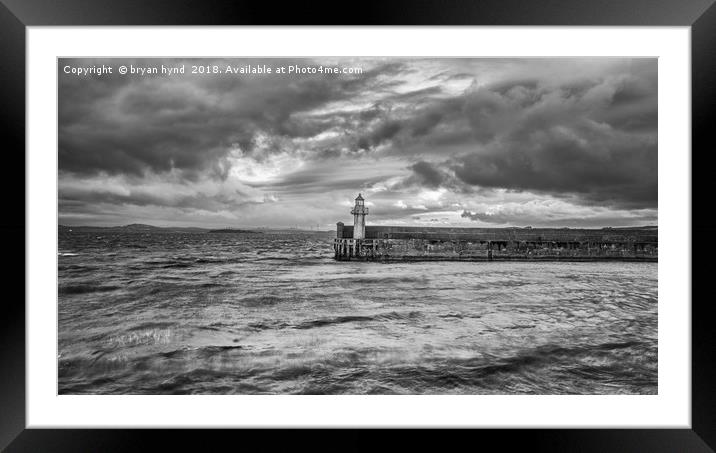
[333,225,657,262]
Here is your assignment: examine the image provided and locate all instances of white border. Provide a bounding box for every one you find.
[27,27,690,428]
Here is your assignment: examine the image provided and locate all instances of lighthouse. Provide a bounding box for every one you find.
[350,193,369,239]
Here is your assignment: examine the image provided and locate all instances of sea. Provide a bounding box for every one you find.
[58,230,658,395]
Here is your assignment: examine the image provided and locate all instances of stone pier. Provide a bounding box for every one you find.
[333,225,657,262]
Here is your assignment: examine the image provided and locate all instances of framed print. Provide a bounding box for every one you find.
[4,0,715,450]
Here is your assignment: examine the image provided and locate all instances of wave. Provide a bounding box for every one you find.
[246,310,424,332]
[199,282,227,289]
[143,259,195,268]
[193,257,244,265]
[422,341,649,383]
[59,284,123,295]
[334,276,430,285]
[59,352,130,378]
[293,311,423,330]
[126,321,176,331]
[241,295,284,307]
[160,262,194,269]
[251,256,321,262]
[438,312,482,320]
[159,345,247,359]
[293,315,375,329]
[248,320,290,330]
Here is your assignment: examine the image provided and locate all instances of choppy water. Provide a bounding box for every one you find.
[58,231,657,394]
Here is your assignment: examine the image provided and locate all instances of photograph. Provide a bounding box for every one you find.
[57,56,658,395]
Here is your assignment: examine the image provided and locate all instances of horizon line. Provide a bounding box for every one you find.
[58,222,659,230]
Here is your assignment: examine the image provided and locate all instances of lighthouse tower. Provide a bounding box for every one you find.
[350,193,369,239]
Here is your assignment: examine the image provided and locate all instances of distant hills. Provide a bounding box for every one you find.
[208,228,262,234]
[58,223,208,233]
[118,223,209,232]
[58,224,332,234]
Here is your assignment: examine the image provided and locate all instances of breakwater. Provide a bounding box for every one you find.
[333,225,657,262]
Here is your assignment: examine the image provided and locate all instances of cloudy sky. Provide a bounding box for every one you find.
[58,57,657,229]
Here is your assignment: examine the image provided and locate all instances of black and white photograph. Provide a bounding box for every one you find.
[57,57,658,395]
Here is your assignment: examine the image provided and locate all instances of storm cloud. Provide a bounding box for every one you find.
[58,57,657,228]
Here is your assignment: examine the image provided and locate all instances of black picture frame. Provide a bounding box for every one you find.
[3,0,714,450]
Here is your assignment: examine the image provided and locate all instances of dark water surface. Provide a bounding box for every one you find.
[58,231,657,394]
